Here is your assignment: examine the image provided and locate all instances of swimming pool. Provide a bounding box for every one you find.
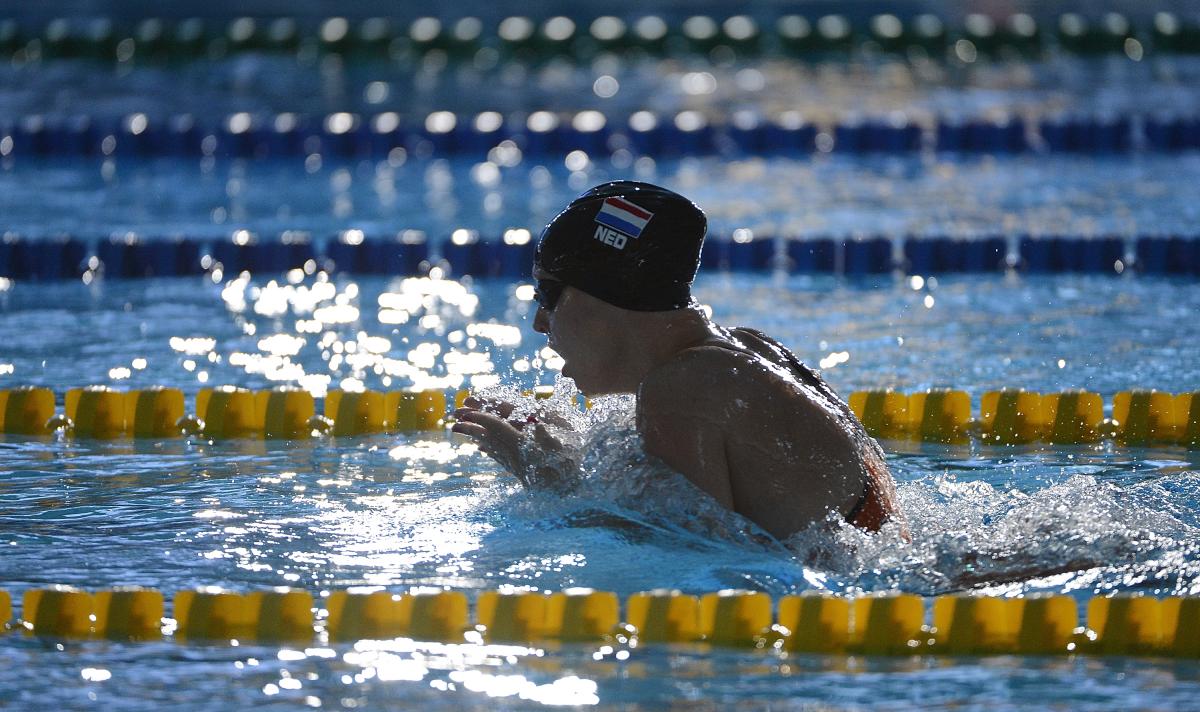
[4,8,1200,710]
[2,266,1200,708]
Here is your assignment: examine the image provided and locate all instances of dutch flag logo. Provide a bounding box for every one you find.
[595,197,654,239]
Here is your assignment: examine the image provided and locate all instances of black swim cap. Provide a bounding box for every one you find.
[534,181,707,311]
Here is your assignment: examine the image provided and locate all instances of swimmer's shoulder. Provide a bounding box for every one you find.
[725,326,838,396]
[639,341,752,400]
[727,326,782,351]
[637,336,790,420]
[727,327,805,370]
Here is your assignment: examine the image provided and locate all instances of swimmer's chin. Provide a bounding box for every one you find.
[560,363,583,391]
[559,364,598,397]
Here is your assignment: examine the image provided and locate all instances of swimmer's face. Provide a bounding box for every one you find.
[531,268,613,395]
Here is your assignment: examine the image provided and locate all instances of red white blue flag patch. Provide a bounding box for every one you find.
[595,197,654,238]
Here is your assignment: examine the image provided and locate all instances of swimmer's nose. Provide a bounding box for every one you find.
[533,306,550,334]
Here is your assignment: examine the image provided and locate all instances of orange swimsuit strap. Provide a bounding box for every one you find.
[845,479,890,532]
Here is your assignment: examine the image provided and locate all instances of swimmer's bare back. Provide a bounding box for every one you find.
[636,326,907,541]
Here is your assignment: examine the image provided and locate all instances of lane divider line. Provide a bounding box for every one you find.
[5,585,1198,657]
[2,111,1198,160]
[1,234,1198,282]
[3,385,1197,449]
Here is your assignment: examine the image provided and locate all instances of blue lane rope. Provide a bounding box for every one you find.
[1,112,1199,158]
[1,234,1198,281]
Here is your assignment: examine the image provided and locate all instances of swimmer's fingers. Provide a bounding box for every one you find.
[461,396,516,419]
[529,422,565,453]
[453,406,531,431]
[532,409,574,430]
[453,410,527,472]
[455,409,522,440]
[450,419,501,458]
[461,395,573,431]
[449,420,489,439]
[461,395,489,409]
[454,411,566,449]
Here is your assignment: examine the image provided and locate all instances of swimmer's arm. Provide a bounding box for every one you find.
[636,353,736,510]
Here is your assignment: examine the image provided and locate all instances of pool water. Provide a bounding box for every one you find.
[1,271,1199,709]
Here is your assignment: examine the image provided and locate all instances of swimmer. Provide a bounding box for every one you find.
[453,181,907,541]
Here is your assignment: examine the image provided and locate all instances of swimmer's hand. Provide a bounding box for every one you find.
[451,396,576,489]
[456,396,575,430]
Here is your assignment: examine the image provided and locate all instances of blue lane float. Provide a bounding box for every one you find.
[319,115,371,158]
[905,237,1008,273]
[113,116,165,157]
[937,119,1028,153]
[903,239,940,273]
[763,118,818,154]
[1059,237,1126,273]
[325,231,430,276]
[1143,117,1200,151]
[261,115,314,158]
[162,115,204,156]
[6,116,97,156]
[726,122,764,154]
[0,237,88,280]
[456,113,510,155]
[210,235,315,274]
[518,113,612,157]
[624,113,718,157]
[97,237,202,278]
[843,237,894,274]
[1136,237,1200,275]
[834,120,922,153]
[786,239,837,273]
[1038,117,1133,153]
[441,232,536,278]
[562,124,612,156]
[1019,236,1127,273]
[701,235,776,272]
